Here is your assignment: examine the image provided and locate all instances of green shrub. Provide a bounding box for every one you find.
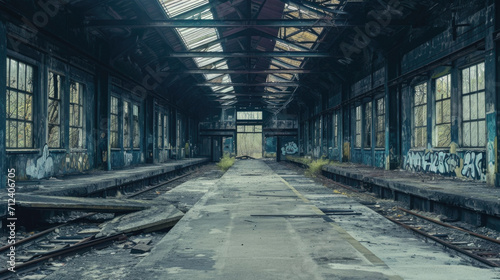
[305,158,330,177]
[217,154,235,172]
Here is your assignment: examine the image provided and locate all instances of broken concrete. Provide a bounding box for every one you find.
[96,205,184,237]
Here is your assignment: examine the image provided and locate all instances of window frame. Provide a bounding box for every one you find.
[123,100,131,149]
[110,96,119,149]
[461,62,486,148]
[69,80,85,149]
[364,101,372,149]
[47,71,63,149]
[6,57,35,149]
[375,98,385,148]
[412,82,428,148]
[355,105,362,148]
[434,74,452,148]
[157,112,163,149]
[132,104,140,149]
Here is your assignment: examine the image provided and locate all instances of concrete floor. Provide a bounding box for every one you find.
[124,160,500,280]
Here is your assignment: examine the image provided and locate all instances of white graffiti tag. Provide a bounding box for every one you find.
[281,142,298,155]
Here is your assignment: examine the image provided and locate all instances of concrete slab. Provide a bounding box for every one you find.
[97,205,184,237]
[126,160,402,280]
[14,194,168,212]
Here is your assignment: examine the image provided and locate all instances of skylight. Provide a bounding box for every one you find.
[159,0,235,101]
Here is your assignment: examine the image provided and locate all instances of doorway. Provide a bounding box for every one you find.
[237,125,262,158]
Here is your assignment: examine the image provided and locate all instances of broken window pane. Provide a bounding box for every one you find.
[365,102,372,148]
[48,72,62,148]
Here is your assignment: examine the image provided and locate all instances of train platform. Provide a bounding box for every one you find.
[313,161,500,230]
[123,160,500,280]
[0,158,209,219]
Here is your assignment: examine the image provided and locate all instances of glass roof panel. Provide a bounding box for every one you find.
[160,0,234,102]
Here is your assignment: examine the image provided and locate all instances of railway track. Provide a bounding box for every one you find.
[329,177,500,268]
[282,160,500,269]
[0,167,210,279]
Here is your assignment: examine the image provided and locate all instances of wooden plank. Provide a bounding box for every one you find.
[96,205,184,237]
[16,194,168,212]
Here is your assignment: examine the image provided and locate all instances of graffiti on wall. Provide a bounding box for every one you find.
[26,144,54,179]
[461,151,486,181]
[404,150,486,181]
[404,150,459,175]
[281,142,298,155]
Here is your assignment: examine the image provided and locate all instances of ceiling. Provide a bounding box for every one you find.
[65,0,455,116]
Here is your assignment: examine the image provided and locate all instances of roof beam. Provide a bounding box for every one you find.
[279,0,347,15]
[196,82,300,87]
[163,69,317,74]
[85,19,356,28]
[205,92,293,96]
[167,51,333,58]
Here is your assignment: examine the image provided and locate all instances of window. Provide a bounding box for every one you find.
[376,98,385,148]
[110,96,119,148]
[237,111,262,120]
[123,101,130,148]
[333,112,338,148]
[462,62,485,147]
[355,105,361,148]
[48,72,62,148]
[364,102,372,148]
[69,81,85,149]
[6,58,34,149]
[163,115,168,149]
[237,125,262,133]
[413,83,427,148]
[157,113,163,148]
[133,104,140,148]
[434,74,451,147]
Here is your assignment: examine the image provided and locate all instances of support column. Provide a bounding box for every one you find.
[488,0,500,186]
[385,54,401,170]
[0,21,6,188]
[144,96,154,163]
[96,69,111,170]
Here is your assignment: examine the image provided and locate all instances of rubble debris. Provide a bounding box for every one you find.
[131,244,152,254]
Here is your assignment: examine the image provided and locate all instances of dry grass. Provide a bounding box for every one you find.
[305,158,330,177]
[217,154,236,172]
[286,155,330,177]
